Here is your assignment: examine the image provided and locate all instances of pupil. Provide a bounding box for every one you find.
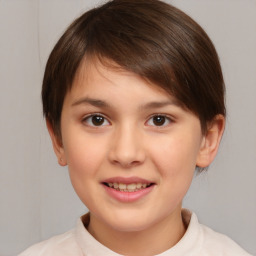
[92,116,104,126]
[153,116,165,126]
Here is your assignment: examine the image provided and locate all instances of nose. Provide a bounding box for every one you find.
[108,124,146,168]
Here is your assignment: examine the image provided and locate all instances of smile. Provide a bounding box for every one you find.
[104,182,152,192]
[101,177,155,202]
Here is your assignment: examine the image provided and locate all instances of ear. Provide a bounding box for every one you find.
[196,115,225,168]
[46,120,67,166]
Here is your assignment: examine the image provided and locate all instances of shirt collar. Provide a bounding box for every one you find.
[74,209,202,256]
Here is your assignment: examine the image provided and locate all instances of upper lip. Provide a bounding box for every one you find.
[102,176,154,184]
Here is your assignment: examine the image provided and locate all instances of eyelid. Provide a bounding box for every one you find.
[82,113,111,126]
[145,114,174,127]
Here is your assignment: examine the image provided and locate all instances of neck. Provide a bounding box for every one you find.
[87,207,186,256]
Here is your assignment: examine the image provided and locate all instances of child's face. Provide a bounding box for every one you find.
[53,60,208,233]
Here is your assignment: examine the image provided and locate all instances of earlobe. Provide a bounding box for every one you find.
[46,120,67,166]
[196,115,225,168]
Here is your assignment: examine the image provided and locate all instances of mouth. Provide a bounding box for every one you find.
[102,182,154,192]
[101,177,155,202]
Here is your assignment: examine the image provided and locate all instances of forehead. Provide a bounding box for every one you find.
[71,57,179,102]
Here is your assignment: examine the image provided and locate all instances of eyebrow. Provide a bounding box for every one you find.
[140,100,181,110]
[71,97,110,108]
[71,97,181,110]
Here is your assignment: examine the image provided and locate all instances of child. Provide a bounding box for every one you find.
[19,0,251,255]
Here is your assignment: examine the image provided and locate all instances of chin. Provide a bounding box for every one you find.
[105,211,158,233]
[111,221,151,233]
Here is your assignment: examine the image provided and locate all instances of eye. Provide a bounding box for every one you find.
[146,115,172,127]
[83,114,110,127]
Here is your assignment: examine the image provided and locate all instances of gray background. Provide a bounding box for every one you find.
[0,0,255,255]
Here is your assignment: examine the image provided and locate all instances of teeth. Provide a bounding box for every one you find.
[127,184,136,190]
[119,183,126,190]
[106,182,151,192]
[136,183,142,189]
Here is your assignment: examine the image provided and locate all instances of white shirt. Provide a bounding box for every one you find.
[19,209,252,256]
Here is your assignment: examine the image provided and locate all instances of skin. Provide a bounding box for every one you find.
[48,60,225,255]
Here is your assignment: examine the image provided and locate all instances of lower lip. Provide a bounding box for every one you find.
[103,185,155,203]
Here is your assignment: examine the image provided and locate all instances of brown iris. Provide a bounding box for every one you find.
[152,116,166,126]
[92,115,105,126]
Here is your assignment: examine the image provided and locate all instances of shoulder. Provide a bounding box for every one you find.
[199,222,252,256]
[179,209,252,256]
[18,229,83,256]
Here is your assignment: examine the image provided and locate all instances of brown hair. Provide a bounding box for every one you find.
[42,0,225,137]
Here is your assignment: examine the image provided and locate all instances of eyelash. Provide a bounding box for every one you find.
[81,113,173,127]
[82,113,111,127]
[146,114,173,127]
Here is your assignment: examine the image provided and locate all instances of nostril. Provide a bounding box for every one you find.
[108,133,146,167]
[111,158,142,168]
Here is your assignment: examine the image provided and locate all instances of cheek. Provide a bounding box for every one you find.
[149,139,197,208]
[148,134,201,198]
[63,131,108,179]
[63,134,108,204]
[151,137,198,174]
